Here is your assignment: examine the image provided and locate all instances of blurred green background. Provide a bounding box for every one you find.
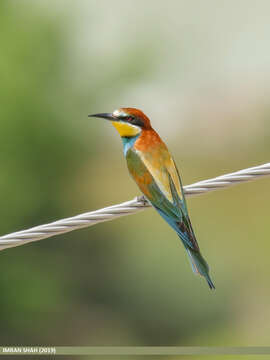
[0,0,270,359]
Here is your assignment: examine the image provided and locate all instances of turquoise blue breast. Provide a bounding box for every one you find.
[121,135,139,156]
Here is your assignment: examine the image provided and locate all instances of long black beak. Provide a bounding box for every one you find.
[88,113,116,121]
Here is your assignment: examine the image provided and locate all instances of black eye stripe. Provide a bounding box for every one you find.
[119,115,144,127]
[133,118,144,127]
[119,115,132,120]
[121,116,135,122]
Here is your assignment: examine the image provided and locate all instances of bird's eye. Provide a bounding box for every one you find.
[127,116,133,122]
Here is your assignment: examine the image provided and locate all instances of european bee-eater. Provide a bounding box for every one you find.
[89,108,215,289]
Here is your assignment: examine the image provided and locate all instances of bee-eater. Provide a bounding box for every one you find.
[89,108,215,289]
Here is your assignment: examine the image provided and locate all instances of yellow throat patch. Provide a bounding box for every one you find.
[112,121,141,137]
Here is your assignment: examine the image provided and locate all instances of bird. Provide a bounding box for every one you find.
[89,108,215,289]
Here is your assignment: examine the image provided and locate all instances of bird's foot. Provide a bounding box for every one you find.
[136,195,150,206]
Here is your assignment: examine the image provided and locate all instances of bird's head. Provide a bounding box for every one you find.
[89,108,151,137]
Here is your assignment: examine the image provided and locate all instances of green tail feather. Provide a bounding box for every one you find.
[185,245,215,290]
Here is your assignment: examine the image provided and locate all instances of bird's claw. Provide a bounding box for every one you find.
[136,195,149,206]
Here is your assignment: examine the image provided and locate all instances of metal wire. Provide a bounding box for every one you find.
[0,162,269,251]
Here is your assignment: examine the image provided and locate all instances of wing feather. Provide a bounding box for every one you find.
[136,147,184,204]
[126,148,199,250]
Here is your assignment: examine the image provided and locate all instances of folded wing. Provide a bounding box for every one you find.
[126,147,199,251]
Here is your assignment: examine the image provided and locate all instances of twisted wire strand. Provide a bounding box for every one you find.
[0,162,269,251]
